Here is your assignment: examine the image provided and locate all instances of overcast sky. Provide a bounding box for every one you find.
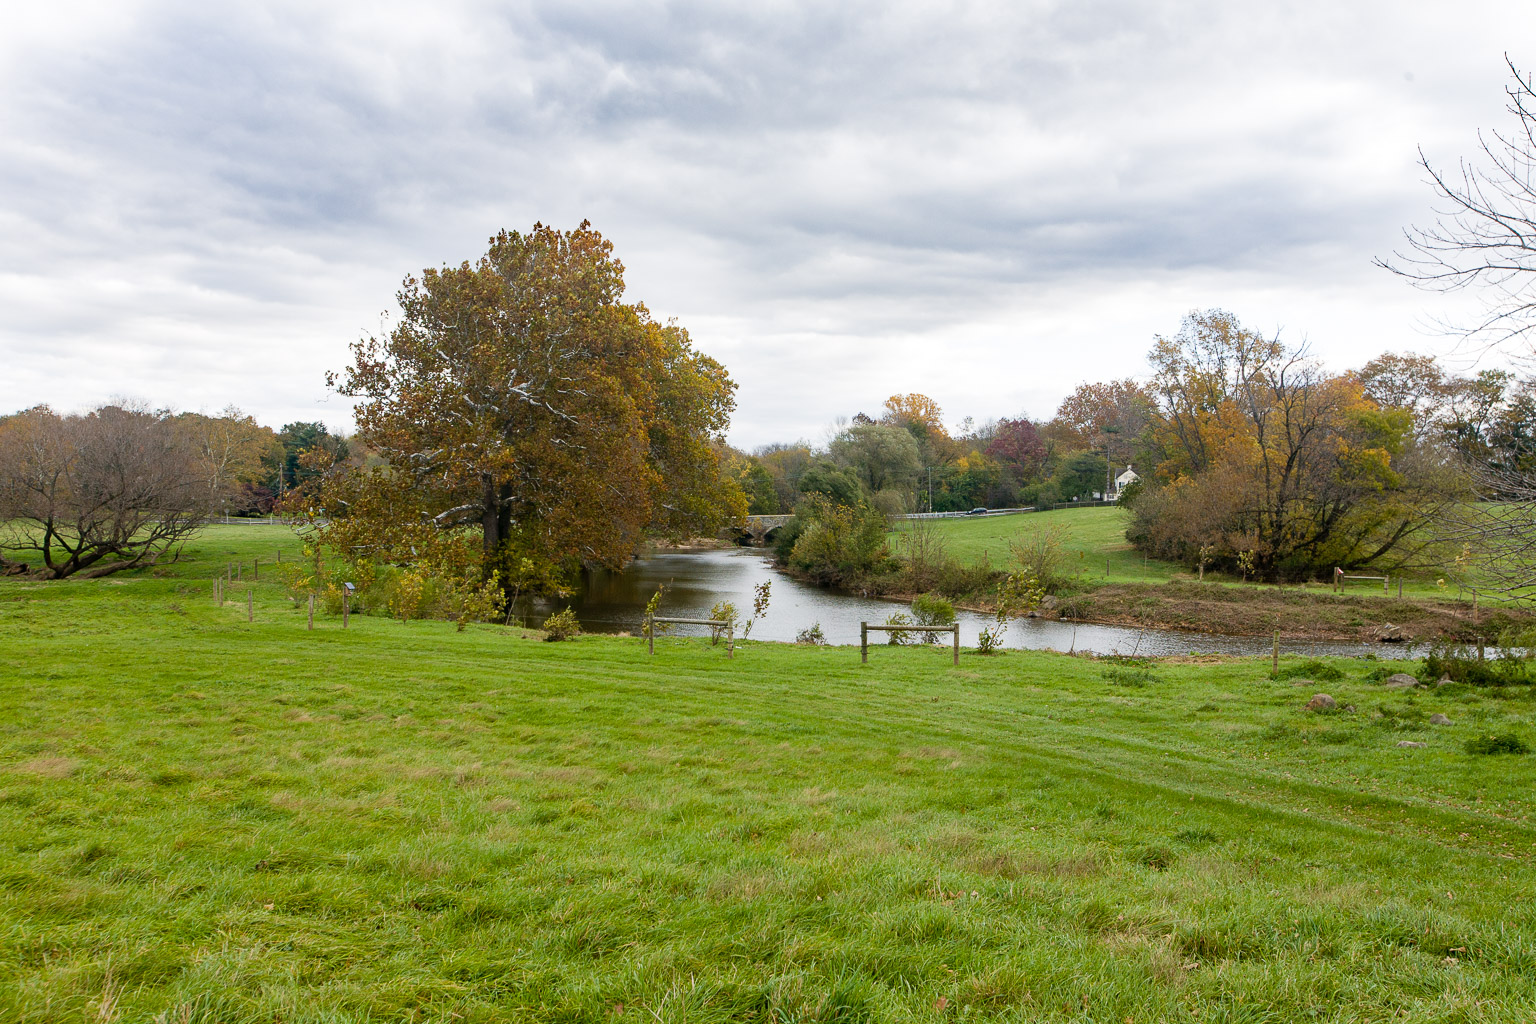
[2,1,1532,447]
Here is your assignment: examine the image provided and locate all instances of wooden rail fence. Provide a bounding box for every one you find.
[861,621,960,666]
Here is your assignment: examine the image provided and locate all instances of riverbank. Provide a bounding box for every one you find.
[869,578,1523,643]
[7,540,1536,1019]
[869,507,1526,643]
[1050,579,1527,643]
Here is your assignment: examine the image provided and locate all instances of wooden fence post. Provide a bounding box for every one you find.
[247,590,253,622]
[308,594,314,631]
[861,622,868,664]
[253,558,259,581]
[214,578,221,605]
[727,624,734,660]
[952,624,959,666]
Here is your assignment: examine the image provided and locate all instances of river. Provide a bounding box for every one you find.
[535,547,1414,658]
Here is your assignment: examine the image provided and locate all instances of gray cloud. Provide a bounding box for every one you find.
[0,0,1529,442]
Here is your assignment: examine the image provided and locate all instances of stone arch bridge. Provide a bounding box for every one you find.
[728,514,792,546]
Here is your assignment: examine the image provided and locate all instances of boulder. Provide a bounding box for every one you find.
[1436,676,1454,687]
[1038,595,1059,611]
[1379,624,1411,643]
[1430,713,1452,725]
[1305,693,1337,712]
[1396,741,1426,749]
[1384,673,1420,689]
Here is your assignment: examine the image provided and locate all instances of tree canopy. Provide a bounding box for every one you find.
[0,405,213,578]
[308,222,744,599]
[1129,310,1467,578]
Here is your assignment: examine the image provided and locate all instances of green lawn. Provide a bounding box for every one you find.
[891,507,1185,585]
[3,525,1536,1020]
[894,508,1492,604]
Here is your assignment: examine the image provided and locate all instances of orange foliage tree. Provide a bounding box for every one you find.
[1130,310,1467,579]
[305,222,745,607]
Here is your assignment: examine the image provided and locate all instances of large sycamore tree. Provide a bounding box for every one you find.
[308,222,744,601]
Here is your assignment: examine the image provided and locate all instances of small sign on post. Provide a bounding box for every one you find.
[343,582,354,628]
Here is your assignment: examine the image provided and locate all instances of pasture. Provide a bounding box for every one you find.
[2,525,1535,1021]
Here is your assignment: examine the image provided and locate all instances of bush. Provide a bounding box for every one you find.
[787,496,892,586]
[1103,664,1158,687]
[1009,524,1075,594]
[542,607,582,642]
[795,623,827,646]
[1465,732,1529,755]
[1422,646,1535,687]
[910,592,956,643]
[1276,658,1346,683]
[882,612,914,645]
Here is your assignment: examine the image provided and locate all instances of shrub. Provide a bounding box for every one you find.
[1465,732,1529,755]
[975,625,1006,654]
[541,607,582,642]
[1422,646,1535,687]
[795,623,827,646]
[787,496,892,586]
[882,612,914,645]
[708,601,737,644]
[1009,524,1076,594]
[1103,664,1157,687]
[910,592,956,643]
[1276,658,1346,683]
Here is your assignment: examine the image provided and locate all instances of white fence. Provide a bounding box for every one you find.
[900,499,1119,521]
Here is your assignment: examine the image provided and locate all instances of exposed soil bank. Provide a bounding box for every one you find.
[1042,580,1527,643]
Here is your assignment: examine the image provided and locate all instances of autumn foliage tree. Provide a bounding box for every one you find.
[307,222,745,606]
[1130,310,1468,579]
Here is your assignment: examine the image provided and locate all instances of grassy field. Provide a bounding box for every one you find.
[891,508,1184,586]
[5,526,1536,1020]
[894,507,1489,604]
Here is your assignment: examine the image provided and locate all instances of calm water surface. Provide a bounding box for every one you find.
[538,548,1415,658]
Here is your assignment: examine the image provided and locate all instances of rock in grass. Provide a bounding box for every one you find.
[1436,676,1453,687]
[1344,704,1357,713]
[1397,740,1426,749]
[1305,693,1337,712]
[1384,673,1420,689]
[1430,713,1452,725]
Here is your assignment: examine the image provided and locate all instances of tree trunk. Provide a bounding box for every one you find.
[481,473,500,555]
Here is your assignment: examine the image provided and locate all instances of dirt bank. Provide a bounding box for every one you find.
[1046,580,1526,643]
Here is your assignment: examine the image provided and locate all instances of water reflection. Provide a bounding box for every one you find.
[527,548,1414,658]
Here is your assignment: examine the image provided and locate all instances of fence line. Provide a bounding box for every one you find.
[900,499,1119,521]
